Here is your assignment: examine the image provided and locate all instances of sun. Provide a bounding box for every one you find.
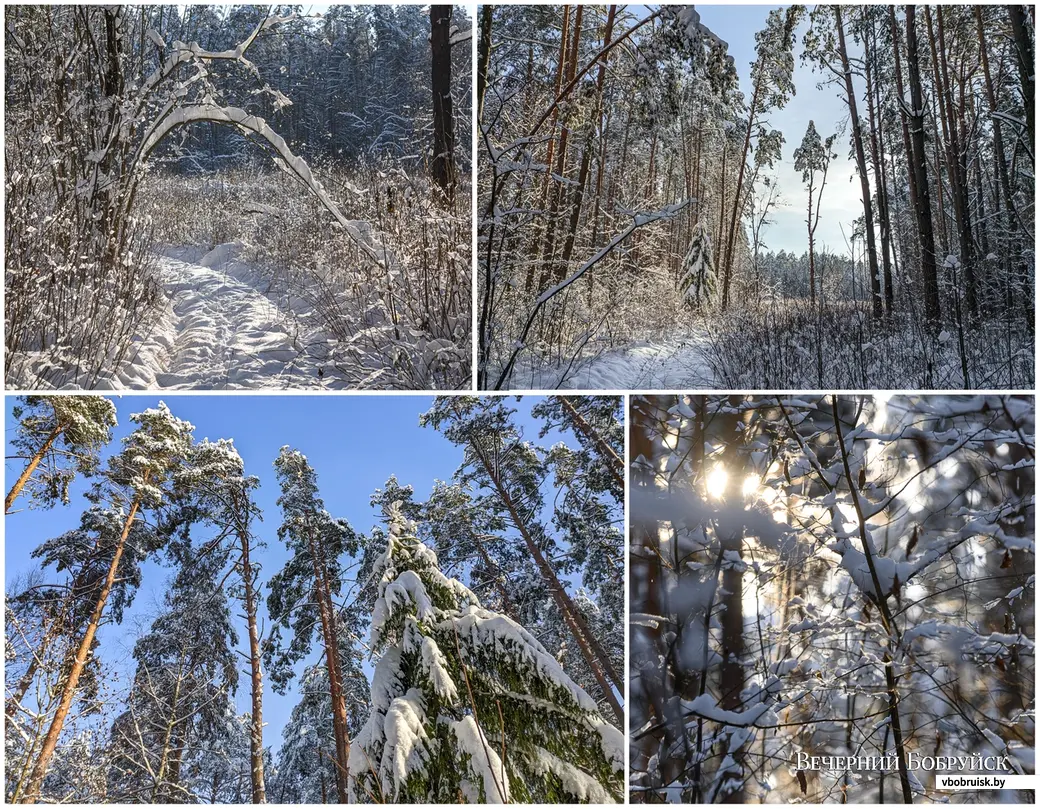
[706,466,729,500]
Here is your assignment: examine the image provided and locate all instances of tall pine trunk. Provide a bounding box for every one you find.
[239,518,267,803]
[490,474,623,724]
[6,427,62,513]
[720,83,761,310]
[476,6,493,123]
[835,6,883,319]
[466,434,624,724]
[18,499,141,804]
[306,531,350,803]
[430,6,456,203]
[977,7,1033,329]
[928,7,976,314]
[905,5,942,325]
[1008,5,1034,160]
[863,16,894,313]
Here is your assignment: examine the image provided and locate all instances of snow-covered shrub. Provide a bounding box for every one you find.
[700,297,1034,389]
[348,503,625,803]
[5,6,163,388]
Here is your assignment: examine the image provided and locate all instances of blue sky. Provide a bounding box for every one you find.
[4,394,566,757]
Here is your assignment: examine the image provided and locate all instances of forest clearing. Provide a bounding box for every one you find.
[6,5,472,391]
[4,394,624,802]
[630,394,1034,803]
[477,5,1035,390]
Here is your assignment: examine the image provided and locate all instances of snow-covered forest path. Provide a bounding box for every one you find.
[524,332,718,390]
[115,245,329,389]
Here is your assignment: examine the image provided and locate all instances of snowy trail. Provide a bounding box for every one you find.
[509,332,718,390]
[110,244,330,389]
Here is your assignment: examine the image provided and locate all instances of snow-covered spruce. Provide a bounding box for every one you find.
[678,223,719,310]
[347,503,624,803]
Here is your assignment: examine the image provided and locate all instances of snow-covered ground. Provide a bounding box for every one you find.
[502,333,717,390]
[104,244,335,389]
[491,306,1034,391]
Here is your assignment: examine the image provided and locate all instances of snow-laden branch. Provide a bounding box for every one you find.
[492,198,693,390]
[139,14,297,99]
[449,27,473,47]
[680,694,779,728]
[141,105,393,270]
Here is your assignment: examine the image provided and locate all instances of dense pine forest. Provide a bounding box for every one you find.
[630,394,1034,802]
[6,5,472,391]
[4,395,623,803]
[478,5,1035,390]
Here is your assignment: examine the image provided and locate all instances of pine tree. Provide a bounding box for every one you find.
[678,224,719,310]
[265,447,360,803]
[347,503,624,803]
[271,635,369,804]
[180,439,268,803]
[534,396,625,496]
[17,402,197,804]
[6,509,161,802]
[6,396,117,514]
[107,544,239,802]
[422,397,623,724]
[718,7,803,308]
[792,120,836,303]
[421,480,519,616]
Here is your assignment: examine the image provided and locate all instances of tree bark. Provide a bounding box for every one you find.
[1008,5,1034,158]
[888,6,920,256]
[537,5,583,293]
[476,6,493,123]
[526,6,571,293]
[306,531,350,803]
[239,517,267,803]
[977,7,1033,327]
[905,5,942,325]
[719,81,760,310]
[430,6,456,204]
[862,14,894,313]
[928,7,976,314]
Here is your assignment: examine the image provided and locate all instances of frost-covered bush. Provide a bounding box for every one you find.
[700,298,1034,389]
[348,503,625,803]
[5,6,164,388]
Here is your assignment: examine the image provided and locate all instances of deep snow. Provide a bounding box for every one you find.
[501,333,716,391]
[105,244,337,389]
